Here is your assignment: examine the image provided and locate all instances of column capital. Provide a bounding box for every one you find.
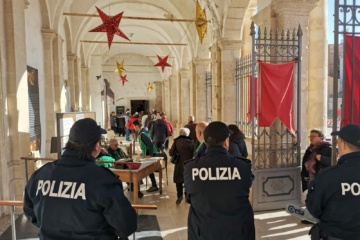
[24,0,30,9]
[169,74,178,80]
[81,66,88,73]
[67,53,76,61]
[217,39,243,51]
[192,58,211,66]
[41,29,56,41]
[179,68,190,73]
[271,0,319,16]
[179,68,190,78]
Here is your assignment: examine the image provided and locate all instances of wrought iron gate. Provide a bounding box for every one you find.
[236,22,303,211]
[332,0,360,164]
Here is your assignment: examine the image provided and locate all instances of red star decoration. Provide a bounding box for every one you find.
[119,74,128,86]
[154,55,172,72]
[89,7,130,49]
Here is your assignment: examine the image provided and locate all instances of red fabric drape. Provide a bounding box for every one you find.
[258,60,295,136]
[247,76,258,123]
[342,35,360,127]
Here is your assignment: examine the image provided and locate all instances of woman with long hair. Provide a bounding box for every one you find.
[228,124,248,158]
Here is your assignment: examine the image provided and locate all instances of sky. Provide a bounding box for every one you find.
[328,0,335,44]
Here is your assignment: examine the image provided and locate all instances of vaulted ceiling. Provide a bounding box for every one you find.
[40,0,254,76]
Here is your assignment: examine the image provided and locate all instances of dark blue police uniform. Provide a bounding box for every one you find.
[306,151,360,239]
[184,146,255,240]
[24,149,137,240]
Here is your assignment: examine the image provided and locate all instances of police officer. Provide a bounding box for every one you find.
[306,124,360,239]
[184,121,255,240]
[23,118,137,240]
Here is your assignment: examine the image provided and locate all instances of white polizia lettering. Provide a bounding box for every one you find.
[192,167,241,181]
[341,182,360,196]
[36,180,86,200]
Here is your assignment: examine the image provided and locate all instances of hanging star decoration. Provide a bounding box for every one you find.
[119,74,128,86]
[115,60,126,76]
[89,7,130,49]
[154,55,171,72]
[195,0,207,44]
[147,82,153,93]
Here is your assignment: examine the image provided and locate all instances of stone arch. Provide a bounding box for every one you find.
[241,0,258,55]
[80,44,86,67]
[63,17,73,54]
[38,0,51,29]
[181,47,191,69]
[222,0,252,40]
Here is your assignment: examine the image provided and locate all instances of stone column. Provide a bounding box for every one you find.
[210,43,221,121]
[52,35,63,113]
[42,29,56,157]
[179,68,191,126]
[163,79,170,114]
[67,54,75,110]
[271,0,319,149]
[154,81,163,111]
[193,58,211,122]
[308,0,328,132]
[88,55,103,124]
[73,57,80,110]
[2,0,30,202]
[81,66,88,111]
[218,39,242,124]
[189,62,196,116]
[169,74,179,126]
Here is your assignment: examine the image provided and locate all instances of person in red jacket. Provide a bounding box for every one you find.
[127,113,139,141]
[162,114,173,150]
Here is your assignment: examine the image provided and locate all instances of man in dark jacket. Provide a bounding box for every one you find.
[23,118,137,240]
[107,138,128,160]
[184,121,255,240]
[306,124,360,239]
[184,115,198,146]
[149,114,168,153]
[194,121,208,158]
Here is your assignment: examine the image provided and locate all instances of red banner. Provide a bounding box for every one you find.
[342,35,360,127]
[258,60,295,136]
[247,76,258,123]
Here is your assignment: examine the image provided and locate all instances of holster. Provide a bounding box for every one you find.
[309,225,321,240]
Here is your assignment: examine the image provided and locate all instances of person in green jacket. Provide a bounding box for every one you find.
[96,149,115,168]
[133,120,159,192]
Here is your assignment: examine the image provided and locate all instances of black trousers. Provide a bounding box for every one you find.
[149,173,157,187]
[176,182,183,198]
[111,126,117,134]
[155,141,165,153]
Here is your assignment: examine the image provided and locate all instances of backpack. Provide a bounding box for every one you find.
[165,120,173,136]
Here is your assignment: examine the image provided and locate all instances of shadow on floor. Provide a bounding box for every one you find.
[255,212,312,240]
[0,214,163,240]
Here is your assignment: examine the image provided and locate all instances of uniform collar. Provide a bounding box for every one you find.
[337,151,360,165]
[206,146,229,154]
[58,149,96,165]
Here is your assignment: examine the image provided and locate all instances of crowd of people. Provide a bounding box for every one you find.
[22,110,360,240]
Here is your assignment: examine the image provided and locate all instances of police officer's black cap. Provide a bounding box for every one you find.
[331,124,360,147]
[69,118,106,145]
[204,121,230,143]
